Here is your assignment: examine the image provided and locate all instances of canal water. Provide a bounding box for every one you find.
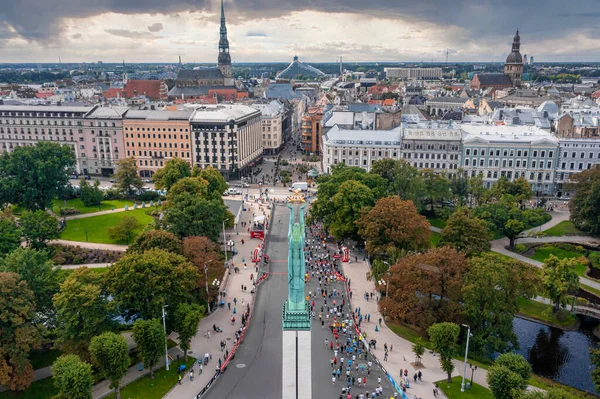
[513,316,599,394]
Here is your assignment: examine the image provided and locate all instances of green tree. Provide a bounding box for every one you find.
[473,198,548,249]
[412,339,425,365]
[174,303,205,361]
[166,177,210,203]
[421,170,451,212]
[0,142,76,211]
[79,179,104,207]
[89,332,130,399]
[0,248,61,314]
[183,236,224,305]
[439,207,491,255]
[487,353,530,399]
[153,157,191,191]
[357,196,430,258]
[0,272,41,391]
[51,354,93,399]
[195,166,229,199]
[450,172,469,205]
[371,159,426,209]
[107,215,141,243]
[464,254,539,357]
[128,229,183,255]
[590,347,600,393]
[329,180,375,240]
[105,249,198,320]
[113,157,144,199]
[569,167,600,233]
[132,319,165,379]
[492,176,533,202]
[165,193,232,241]
[542,255,579,312]
[0,214,21,256]
[19,210,60,249]
[53,268,114,359]
[467,173,489,207]
[427,322,460,382]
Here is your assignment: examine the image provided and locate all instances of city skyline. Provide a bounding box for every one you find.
[1,0,600,63]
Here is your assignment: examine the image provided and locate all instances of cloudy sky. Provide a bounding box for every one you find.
[1,0,600,63]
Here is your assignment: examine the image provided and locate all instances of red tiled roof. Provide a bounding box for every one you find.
[592,90,600,99]
[383,98,395,106]
[103,88,124,99]
[124,80,163,100]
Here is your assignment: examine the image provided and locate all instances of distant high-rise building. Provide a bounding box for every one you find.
[523,54,528,65]
[529,55,534,65]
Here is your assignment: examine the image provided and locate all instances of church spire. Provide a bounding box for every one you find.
[217,0,232,79]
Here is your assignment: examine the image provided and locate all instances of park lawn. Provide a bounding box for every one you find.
[60,207,155,244]
[436,376,494,399]
[51,198,134,215]
[427,216,446,230]
[516,298,578,328]
[29,349,62,370]
[544,220,586,237]
[430,231,440,247]
[581,283,600,298]
[0,377,58,399]
[388,322,431,348]
[104,357,196,399]
[528,244,584,264]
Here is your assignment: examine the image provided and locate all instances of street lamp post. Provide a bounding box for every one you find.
[204,264,211,314]
[85,229,88,242]
[461,324,471,392]
[382,261,391,298]
[222,221,228,267]
[162,305,169,371]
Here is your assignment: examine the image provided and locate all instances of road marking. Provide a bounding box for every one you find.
[236,363,246,368]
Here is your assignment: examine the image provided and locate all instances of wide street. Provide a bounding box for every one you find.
[204,204,289,399]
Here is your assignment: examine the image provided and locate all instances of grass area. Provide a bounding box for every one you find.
[388,322,431,348]
[528,244,583,264]
[29,349,62,370]
[516,298,578,328]
[60,208,155,244]
[430,231,441,247]
[528,373,597,398]
[427,216,446,230]
[544,220,586,237]
[0,377,58,399]
[581,283,600,298]
[51,198,134,215]
[436,376,494,399]
[104,357,196,399]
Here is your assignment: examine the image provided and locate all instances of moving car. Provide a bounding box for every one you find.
[288,182,308,192]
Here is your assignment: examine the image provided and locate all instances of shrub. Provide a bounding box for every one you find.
[576,297,590,306]
[104,188,124,200]
[514,244,526,253]
[589,252,600,270]
[59,207,82,216]
[48,244,122,265]
[279,160,289,166]
[137,191,160,201]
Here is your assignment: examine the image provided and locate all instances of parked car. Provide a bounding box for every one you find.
[235,182,249,188]
[224,188,242,196]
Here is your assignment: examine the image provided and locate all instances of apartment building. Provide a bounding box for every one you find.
[82,106,128,176]
[253,100,285,155]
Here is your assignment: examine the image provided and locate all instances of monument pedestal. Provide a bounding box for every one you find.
[282,300,311,330]
[282,330,311,399]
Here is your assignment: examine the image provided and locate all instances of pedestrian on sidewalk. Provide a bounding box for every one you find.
[378,317,382,326]
[190,369,194,381]
[178,374,182,385]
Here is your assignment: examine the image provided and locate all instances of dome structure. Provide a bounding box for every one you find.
[506,30,523,64]
[276,56,326,80]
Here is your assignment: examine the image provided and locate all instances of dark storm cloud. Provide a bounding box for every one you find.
[147,22,164,32]
[1,0,600,46]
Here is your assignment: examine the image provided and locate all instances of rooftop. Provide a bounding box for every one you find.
[0,105,94,114]
[276,56,327,80]
[460,124,558,145]
[86,106,129,119]
[252,100,284,117]
[323,124,402,146]
[188,104,261,123]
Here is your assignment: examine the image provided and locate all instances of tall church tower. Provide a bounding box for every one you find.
[218,0,233,85]
[504,30,523,87]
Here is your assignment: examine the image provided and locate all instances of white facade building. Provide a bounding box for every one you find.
[253,100,285,155]
[460,124,559,195]
[189,104,263,180]
[322,125,402,173]
[384,68,443,80]
[401,120,462,176]
[0,105,94,174]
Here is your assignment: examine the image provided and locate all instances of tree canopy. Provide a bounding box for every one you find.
[132,318,165,379]
[328,180,376,240]
[51,354,93,399]
[53,267,114,359]
[89,332,130,399]
[113,158,144,199]
[569,167,600,233]
[463,254,539,357]
[439,207,491,256]
[105,248,198,321]
[79,179,104,207]
[542,255,579,312]
[0,272,41,391]
[357,195,430,259]
[107,215,141,244]
[153,157,191,191]
[382,247,467,330]
[182,236,224,304]
[194,166,229,199]
[0,214,21,256]
[165,193,232,241]
[487,353,531,399]
[19,210,60,249]
[128,229,183,255]
[173,303,205,361]
[427,322,460,382]
[0,142,75,211]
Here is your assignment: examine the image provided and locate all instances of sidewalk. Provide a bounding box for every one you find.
[339,250,490,398]
[163,198,271,399]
